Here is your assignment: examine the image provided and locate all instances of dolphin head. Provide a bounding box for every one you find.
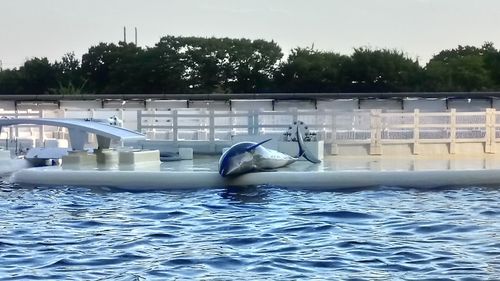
[218,142,256,177]
[218,139,272,177]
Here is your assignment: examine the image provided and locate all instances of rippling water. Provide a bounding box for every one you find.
[0,179,499,280]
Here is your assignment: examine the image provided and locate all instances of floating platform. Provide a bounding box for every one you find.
[9,156,500,191]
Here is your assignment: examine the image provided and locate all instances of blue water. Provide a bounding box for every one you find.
[0,180,499,280]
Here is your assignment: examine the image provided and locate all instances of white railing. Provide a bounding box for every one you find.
[2,108,500,154]
[137,109,334,142]
[137,108,500,153]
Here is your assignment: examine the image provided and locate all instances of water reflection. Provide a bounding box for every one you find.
[218,185,270,204]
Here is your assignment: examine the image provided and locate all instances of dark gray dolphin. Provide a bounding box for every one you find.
[218,126,321,177]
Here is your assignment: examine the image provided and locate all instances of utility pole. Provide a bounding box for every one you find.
[123,26,127,43]
[135,27,137,45]
[0,60,3,71]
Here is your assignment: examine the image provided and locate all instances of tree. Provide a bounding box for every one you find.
[276,48,350,93]
[81,42,147,93]
[344,48,422,92]
[150,36,283,93]
[0,69,23,94]
[482,42,500,89]
[154,36,220,93]
[53,52,86,95]
[424,44,494,91]
[81,43,118,93]
[17,57,57,94]
[223,38,283,93]
[138,39,188,93]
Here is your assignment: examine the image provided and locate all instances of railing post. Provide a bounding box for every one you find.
[413,109,420,155]
[248,110,254,135]
[291,107,298,124]
[490,108,497,153]
[136,110,142,133]
[172,110,178,142]
[370,109,382,155]
[330,110,338,155]
[40,109,45,143]
[14,109,18,139]
[119,108,124,122]
[209,109,215,142]
[248,110,259,135]
[449,108,456,154]
[485,108,496,153]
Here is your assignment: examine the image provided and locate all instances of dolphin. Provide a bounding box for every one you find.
[218,126,321,177]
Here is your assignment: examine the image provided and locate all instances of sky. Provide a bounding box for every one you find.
[1,0,500,69]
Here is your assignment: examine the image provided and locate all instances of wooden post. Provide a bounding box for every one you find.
[413,109,420,155]
[449,108,456,154]
[485,108,496,153]
[491,108,497,153]
[370,109,382,155]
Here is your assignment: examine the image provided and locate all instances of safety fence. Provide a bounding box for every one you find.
[137,108,499,153]
[1,108,499,154]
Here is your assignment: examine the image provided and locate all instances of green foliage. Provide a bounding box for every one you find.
[53,52,86,95]
[0,69,23,94]
[345,48,422,92]
[152,36,282,93]
[424,44,495,91]
[2,37,500,95]
[81,42,145,93]
[17,57,58,94]
[276,48,350,92]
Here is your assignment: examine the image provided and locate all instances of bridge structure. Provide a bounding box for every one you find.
[0,118,146,150]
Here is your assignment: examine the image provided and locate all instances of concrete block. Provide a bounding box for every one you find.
[119,150,160,166]
[95,149,119,165]
[62,151,96,167]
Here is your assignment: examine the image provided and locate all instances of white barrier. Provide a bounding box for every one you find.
[3,108,500,156]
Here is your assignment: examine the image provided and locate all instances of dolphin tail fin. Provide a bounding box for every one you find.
[296,126,321,164]
[246,138,272,152]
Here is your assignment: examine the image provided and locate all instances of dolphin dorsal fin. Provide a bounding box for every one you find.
[246,138,272,152]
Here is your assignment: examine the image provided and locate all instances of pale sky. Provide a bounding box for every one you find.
[1,0,499,68]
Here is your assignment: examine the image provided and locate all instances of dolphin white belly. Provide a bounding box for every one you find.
[218,125,321,177]
[253,147,297,169]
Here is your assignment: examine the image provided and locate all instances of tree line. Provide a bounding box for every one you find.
[1,36,500,95]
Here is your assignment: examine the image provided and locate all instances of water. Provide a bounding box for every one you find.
[0,180,499,280]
